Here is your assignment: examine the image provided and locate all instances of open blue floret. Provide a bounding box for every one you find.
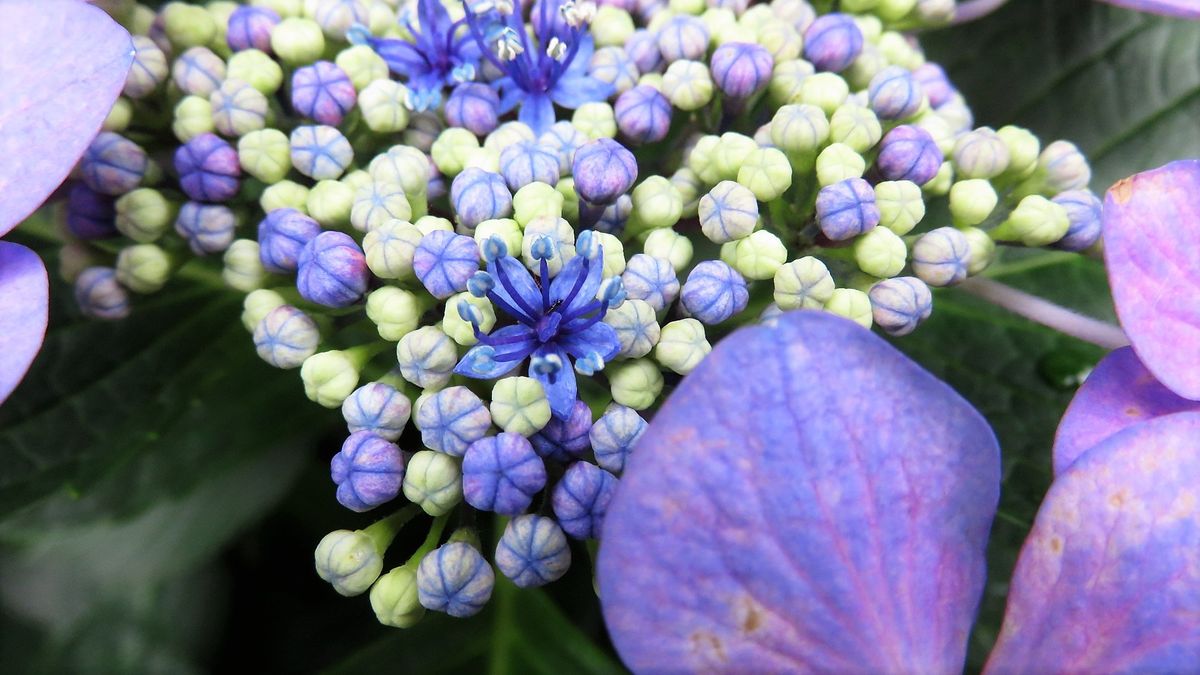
[455,231,623,419]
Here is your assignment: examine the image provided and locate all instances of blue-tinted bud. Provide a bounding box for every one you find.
[413,230,480,299]
[297,231,370,307]
[82,132,148,197]
[445,83,500,137]
[66,184,117,240]
[875,125,943,186]
[710,42,773,100]
[615,84,672,144]
[698,180,759,244]
[1039,140,1091,193]
[451,168,513,231]
[816,177,879,241]
[803,13,862,73]
[75,267,130,320]
[331,431,405,512]
[292,61,357,126]
[253,304,320,368]
[343,382,412,441]
[257,207,321,273]
[499,142,561,192]
[396,326,458,389]
[228,6,280,52]
[552,461,618,539]
[125,36,168,99]
[911,226,970,287]
[1051,189,1102,252]
[530,399,593,462]
[590,46,640,96]
[624,29,662,74]
[494,515,571,587]
[172,47,227,98]
[540,122,589,175]
[416,542,494,617]
[530,235,558,262]
[572,138,638,205]
[290,125,354,180]
[868,66,923,121]
[680,260,749,325]
[415,386,492,457]
[621,253,679,311]
[175,133,241,202]
[658,15,710,62]
[313,0,369,38]
[912,62,954,108]
[868,276,932,337]
[952,127,1010,180]
[175,202,237,255]
[211,79,269,137]
[462,433,547,515]
[595,194,632,234]
[589,404,646,474]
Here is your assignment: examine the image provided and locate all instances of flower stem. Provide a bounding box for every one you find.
[364,504,422,554]
[957,277,1129,350]
[952,0,1009,24]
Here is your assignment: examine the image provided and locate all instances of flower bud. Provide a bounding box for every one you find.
[589,404,647,474]
[521,216,576,275]
[351,181,412,233]
[711,42,773,100]
[816,177,879,241]
[290,125,353,180]
[876,125,943,185]
[430,128,480,179]
[500,142,561,192]
[489,377,552,436]
[993,195,1071,247]
[603,298,660,359]
[342,382,411,441]
[314,529,382,597]
[960,226,995,275]
[438,83,498,138]
[869,277,933,337]
[83,133,148,197]
[65,185,117,241]
[829,104,883,155]
[658,15,709,62]
[1038,140,1091,193]
[710,133,756,183]
[450,168,514,232]
[552,462,618,539]
[336,44,388,90]
[572,139,638,205]
[255,209,315,273]
[698,180,759,244]
[414,386,492,457]
[509,184,561,229]
[353,81,409,135]
[772,256,833,310]
[396,326,458,389]
[222,239,266,292]
[853,227,907,279]
[637,231,689,276]
[403,450,463,517]
[866,182,922,237]
[737,147,793,202]
[359,287,418,343]
[233,129,288,184]
[757,21,803,62]
[124,36,168,99]
[261,181,310,213]
[254,305,319,368]
[413,230,480,299]
[868,66,923,121]
[331,431,405,512]
[944,179,996,229]
[103,98,132,134]
[114,244,170,295]
[444,293,495,346]
[75,267,130,320]
[680,261,748,325]
[615,85,672,144]
[305,179,353,227]
[175,202,237,255]
[662,60,714,111]
[997,125,1040,178]
[815,142,865,187]
[289,61,356,127]
[620,254,679,311]
[242,289,286,332]
[175,133,241,202]
[798,72,849,116]
[211,79,269,137]
[1051,189,1102,252]
[298,231,369,307]
[272,17,326,65]
[655,318,711,375]
[494,515,571,588]
[952,127,1010,180]
[363,220,422,280]
[370,564,425,628]
[720,230,787,281]
[591,45,639,96]
[804,13,862,72]
[461,433,546,515]
[572,102,618,140]
[912,226,971,286]
[824,287,872,328]
[416,542,494,617]
[227,6,280,52]
[162,1,217,49]
[609,358,664,410]
[114,188,174,243]
[172,47,226,98]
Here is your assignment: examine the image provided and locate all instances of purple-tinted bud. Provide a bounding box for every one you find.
[710,43,773,100]
[1052,189,1103,252]
[615,85,672,144]
[175,202,237,255]
[331,431,405,512]
[462,433,547,515]
[589,404,646,474]
[343,382,412,441]
[596,194,633,234]
[624,29,662,74]
[875,125,943,185]
[868,66,924,121]
[290,125,354,180]
[253,305,320,369]
[911,227,970,287]
[175,133,241,202]
[657,15,709,63]
[227,6,280,53]
[297,231,370,307]
[81,132,148,196]
[803,13,863,73]
[621,253,679,311]
[573,138,638,205]
[816,178,880,241]
[171,47,226,97]
[912,62,954,108]
[680,260,749,325]
[416,542,494,617]
[869,276,933,337]
[552,461,618,539]
[445,83,501,137]
[494,515,571,587]
[257,208,322,273]
[75,267,130,320]
[292,61,357,126]
[428,164,447,201]
[531,400,593,462]
[413,230,480,299]
[590,46,640,95]
[415,386,492,457]
[499,141,561,191]
[450,168,513,230]
[66,184,118,240]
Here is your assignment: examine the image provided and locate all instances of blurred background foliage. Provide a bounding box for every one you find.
[1,0,1197,672]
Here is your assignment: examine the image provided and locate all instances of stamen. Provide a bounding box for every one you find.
[546,37,568,61]
[530,352,563,380]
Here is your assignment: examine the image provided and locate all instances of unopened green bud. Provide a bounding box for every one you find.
[829,105,883,154]
[315,529,383,597]
[483,121,535,153]
[353,182,413,232]
[238,129,292,184]
[629,176,683,231]
[258,0,303,17]
[770,104,829,156]
[699,180,759,243]
[241,288,286,332]
[769,59,814,105]
[799,73,849,116]
[992,195,1070,247]
[365,286,423,341]
[162,2,217,49]
[737,147,793,202]
[854,13,883,41]
[307,179,355,227]
[572,102,617,139]
[878,30,923,69]
[513,182,564,227]
[102,97,132,133]
[473,219,523,258]
[853,227,907,279]
[655,318,711,375]
[609,358,663,411]
[663,60,714,112]
[272,17,326,65]
[591,231,625,277]
[370,146,430,200]
[173,96,214,142]
[210,79,270,137]
[914,110,956,156]
[953,127,1010,180]
[670,168,703,218]
[370,565,425,628]
[415,215,453,236]
[593,5,635,46]
[359,80,411,133]
[431,128,480,178]
[845,45,888,91]
[342,169,373,194]
[444,292,496,346]
[226,49,285,94]
[997,125,1040,178]
[490,377,552,436]
[949,179,998,227]
[403,451,461,516]
[921,162,954,197]
[396,326,457,389]
[301,350,361,408]
[261,180,310,213]
[336,45,389,90]
[686,135,722,186]
[874,180,925,235]
[643,228,693,271]
[841,0,880,11]
[638,72,664,91]
[721,230,787,280]
[756,22,803,63]
[463,147,501,174]
[825,288,873,328]
[960,226,995,275]
[669,0,705,13]
[774,257,835,310]
[364,220,422,279]
[115,244,171,294]
[115,188,174,243]
[223,239,266,292]
[816,143,866,186]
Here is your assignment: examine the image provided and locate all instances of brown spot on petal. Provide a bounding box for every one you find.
[736,596,765,634]
[1109,176,1136,205]
[689,630,728,664]
[1126,406,1142,417]
[1049,536,1063,554]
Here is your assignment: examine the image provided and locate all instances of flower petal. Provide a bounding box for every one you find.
[1053,347,1199,475]
[531,344,577,420]
[549,246,603,316]
[559,322,620,362]
[518,94,556,137]
[985,411,1200,674]
[454,325,537,379]
[549,75,615,110]
[0,0,133,235]
[1096,0,1200,17]
[597,310,1000,674]
[488,254,544,322]
[1103,160,1200,400]
[0,242,48,404]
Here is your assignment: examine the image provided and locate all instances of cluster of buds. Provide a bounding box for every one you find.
[62,0,1099,626]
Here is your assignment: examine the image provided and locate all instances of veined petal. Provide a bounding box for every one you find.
[496,78,521,113]
[370,37,434,78]
[531,344,577,420]
[0,0,133,235]
[0,242,48,404]
[418,0,454,43]
[487,255,544,322]
[559,322,620,362]
[549,245,603,316]
[1097,0,1200,18]
[454,325,537,379]
[549,75,615,110]
[1103,160,1200,400]
[986,411,1200,674]
[518,94,556,136]
[1053,347,1199,475]
[598,310,1000,674]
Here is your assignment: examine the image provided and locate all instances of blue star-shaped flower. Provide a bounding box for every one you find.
[455,231,623,419]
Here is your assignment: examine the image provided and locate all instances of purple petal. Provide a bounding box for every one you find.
[549,75,615,110]
[1103,160,1200,400]
[518,94,556,137]
[549,247,603,316]
[559,322,621,362]
[1053,347,1199,475]
[531,344,577,420]
[0,0,133,235]
[986,411,1200,674]
[487,255,543,322]
[0,242,48,404]
[597,310,1000,674]
[1096,0,1200,17]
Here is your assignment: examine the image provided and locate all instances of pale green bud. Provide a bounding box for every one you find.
[593,5,635,46]
[238,129,292,184]
[768,59,814,105]
[878,30,923,69]
[301,350,361,408]
[714,132,757,182]
[359,80,411,133]
[336,45,389,91]
[241,289,286,332]
[272,18,326,65]
[845,45,888,91]
[937,94,973,134]
[669,0,705,14]
[343,169,372,193]
[490,377,552,436]
[921,162,954,197]
[415,215,453,236]
[364,220,422,279]
[444,292,495,346]
[370,565,425,628]
[854,13,884,41]
[396,326,458,389]
[162,2,217,49]
[115,244,171,294]
[208,3,239,56]
[960,226,995,275]
[770,104,829,157]
[953,127,1010,180]
[774,257,835,310]
[431,128,480,178]
[841,0,880,11]
[700,7,738,42]
[222,239,266,292]
[473,219,523,258]
[699,180,759,244]
[368,2,398,34]
[720,230,787,280]
[853,227,907,279]
[403,451,462,516]
[369,146,431,200]
[739,4,776,32]
[103,98,133,133]
[629,176,683,231]
[992,195,1070,247]
[686,135,723,186]
[572,102,617,139]
[663,60,714,112]
[483,122,536,154]
[914,109,957,156]
[512,182,564,227]
[655,318,711,375]
[824,288,873,328]
[365,286,424,340]
[669,168,703,218]
[738,147,793,202]
[521,216,576,276]
[462,147,501,174]
[829,105,883,155]
[261,180,311,213]
[256,0,302,16]
[816,143,866,186]
[638,72,664,91]
[799,72,849,115]
[997,125,1040,178]
[58,241,95,284]
[874,180,925,235]
[307,179,355,227]
[604,299,659,359]
[173,95,214,142]
[609,359,664,411]
[643,228,693,272]
[210,79,269,137]
[353,181,413,232]
[226,49,285,94]
[712,20,755,46]
[315,529,382,597]
[756,22,803,63]
[115,188,175,243]
[878,0,919,21]
[949,179,998,228]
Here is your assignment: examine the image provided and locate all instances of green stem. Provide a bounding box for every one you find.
[404,512,451,565]
[363,504,422,555]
